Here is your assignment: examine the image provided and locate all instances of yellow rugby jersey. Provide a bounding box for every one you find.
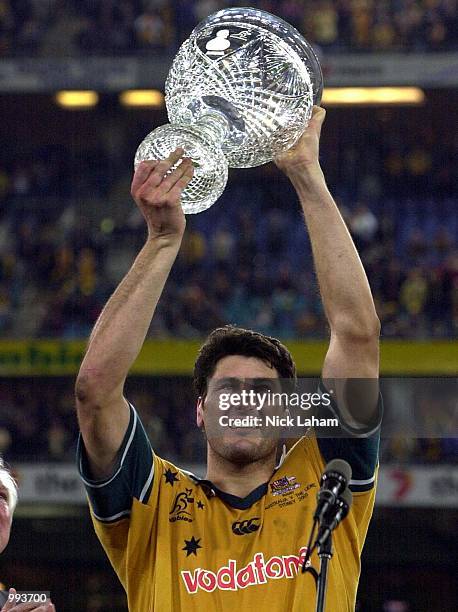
[77,403,380,612]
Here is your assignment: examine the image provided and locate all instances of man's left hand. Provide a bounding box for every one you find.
[274,106,326,176]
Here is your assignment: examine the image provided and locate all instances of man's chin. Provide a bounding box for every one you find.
[210,435,276,466]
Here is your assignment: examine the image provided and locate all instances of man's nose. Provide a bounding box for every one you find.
[235,385,258,412]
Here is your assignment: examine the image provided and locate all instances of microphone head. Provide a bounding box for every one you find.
[334,486,353,523]
[339,486,353,510]
[324,459,352,483]
[315,459,353,524]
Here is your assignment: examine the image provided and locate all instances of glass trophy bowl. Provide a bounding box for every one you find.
[134,7,323,214]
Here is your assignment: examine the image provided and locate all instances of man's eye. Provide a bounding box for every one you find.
[254,384,273,393]
[219,382,238,391]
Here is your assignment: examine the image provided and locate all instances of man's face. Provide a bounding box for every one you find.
[0,478,12,554]
[196,355,283,466]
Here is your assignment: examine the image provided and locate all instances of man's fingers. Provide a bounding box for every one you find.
[131,147,185,194]
[1,590,54,612]
[131,160,157,194]
[147,147,186,189]
[158,158,194,194]
[5,603,53,612]
[139,156,193,203]
[1,588,16,610]
[167,147,185,163]
[310,105,326,133]
[168,165,195,201]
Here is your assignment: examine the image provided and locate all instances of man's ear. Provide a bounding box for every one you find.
[196,395,205,428]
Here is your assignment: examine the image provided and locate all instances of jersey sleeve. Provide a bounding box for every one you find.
[76,402,154,523]
[316,381,383,493]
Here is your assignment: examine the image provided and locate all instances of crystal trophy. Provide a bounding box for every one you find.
[135,7,323,214]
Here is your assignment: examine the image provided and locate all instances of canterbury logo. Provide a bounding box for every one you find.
[232,517,261,536]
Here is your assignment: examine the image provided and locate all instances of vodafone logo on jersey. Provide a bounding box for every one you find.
[181,547,309,594]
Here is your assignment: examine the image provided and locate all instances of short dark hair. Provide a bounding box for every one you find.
[193,325,297,396]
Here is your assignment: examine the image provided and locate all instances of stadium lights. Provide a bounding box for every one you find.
[119,89,165,108]
[321,87,425,106]
[55,90,99,108]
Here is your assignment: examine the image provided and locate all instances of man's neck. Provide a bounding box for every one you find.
[205,447,277,498]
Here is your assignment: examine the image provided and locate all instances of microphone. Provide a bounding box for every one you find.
[301,460,352,574]
[314,459,352,524]
[316,487,353,547]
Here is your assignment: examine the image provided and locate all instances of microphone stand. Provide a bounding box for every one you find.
[302,528,333,612]
[302,462,352,612]
[303,495,350,612]
[315,530,333,612]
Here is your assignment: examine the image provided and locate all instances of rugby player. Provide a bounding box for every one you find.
[76,106,381,611]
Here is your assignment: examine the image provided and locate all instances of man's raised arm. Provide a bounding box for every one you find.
[75,148,194,479]
[276,107,380,423]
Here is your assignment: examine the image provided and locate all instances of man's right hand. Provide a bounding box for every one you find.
[131,147,194,245]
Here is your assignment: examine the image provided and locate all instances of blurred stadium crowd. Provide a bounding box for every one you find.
[0,107,456,341]
[0,0,457,56]
[2,197,456,340]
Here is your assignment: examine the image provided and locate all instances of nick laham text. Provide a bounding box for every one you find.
[219,415,339,428]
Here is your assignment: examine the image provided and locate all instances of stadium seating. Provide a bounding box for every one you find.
[1,0,457,57]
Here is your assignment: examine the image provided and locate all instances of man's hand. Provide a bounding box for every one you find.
[274,106,326,176]
[1,589,55,612]
[131,147,194,244]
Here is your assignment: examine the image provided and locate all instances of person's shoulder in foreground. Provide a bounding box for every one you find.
[0,459,56,611]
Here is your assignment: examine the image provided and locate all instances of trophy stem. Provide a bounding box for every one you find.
[192,112,230,148]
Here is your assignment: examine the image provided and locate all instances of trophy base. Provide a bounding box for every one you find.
[134,123,228,214]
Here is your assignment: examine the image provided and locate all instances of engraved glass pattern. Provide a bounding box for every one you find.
[134,8,323,214]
